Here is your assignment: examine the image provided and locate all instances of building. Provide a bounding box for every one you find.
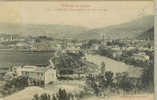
[125,46,136,51]
[13,65,57,85]
[112,50,123,58]
[65,47,81,53]
[131,52,150,61]
[15,42,31,48]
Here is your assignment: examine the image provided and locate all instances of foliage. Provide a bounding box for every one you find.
[40,93,51,100]
[87,39,100,48]
[86,71,114,96]
[86,77,100,96]
[105,71,114,87]
[100,62,105,75]
[106,40,126,47]
[98,47,113,58]
[81,39,100,49]
[85,70,152,96]
[32,93,51,100]
[1,76,29,96]
[32,94,39,100]
[141,61,154,91]
[51,51,85,75]
[115,72,134,92]
[56,89,73,100]
[122,49,138,57]
[3,72,15,82]
[32,89,75,100]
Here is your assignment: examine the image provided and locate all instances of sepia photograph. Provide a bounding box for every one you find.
[0,1,154,100]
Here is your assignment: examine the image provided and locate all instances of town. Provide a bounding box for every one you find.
[0,32,154,100]
[0,1,154,100]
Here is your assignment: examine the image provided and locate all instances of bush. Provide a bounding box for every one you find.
[105,71,114,87]
[1,76,29,96]
[56,89,71,100]
[33,89,75,100]
[115,72,135,92]
[40,93,51,100]
[32,93,51,100]
[141,63,154,91]
[32,94,39,100]
[85,71,114,96]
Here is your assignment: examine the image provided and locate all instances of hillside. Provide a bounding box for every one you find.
[0,24,88,39]
[76,15,154,40]
[137,27,154,40]
[0,15,153,40]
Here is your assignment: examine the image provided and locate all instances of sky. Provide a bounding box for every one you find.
[0,1,154,28]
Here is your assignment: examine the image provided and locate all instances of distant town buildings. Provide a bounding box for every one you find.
[0,33,154,87]
[131,52,150,61]
[112,50,123,58]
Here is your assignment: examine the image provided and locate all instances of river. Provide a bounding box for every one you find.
[0,51,54,68]
[0,52,143,78]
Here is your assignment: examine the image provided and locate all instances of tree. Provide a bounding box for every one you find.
[40,93,51,100]
[105,71,113,86]
[52,95,57,100]
[141,62,154,91]
[105,71,113,87]
[55,89,74,100]
[87,39,100,48]
[100,62,106,75]
[51,51,86,76]
[115,72,134,92]
[98,47,113,58]
[3,72,15,82]
[32,94,39,100]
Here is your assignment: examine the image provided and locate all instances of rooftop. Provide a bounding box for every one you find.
[21,65,51,73]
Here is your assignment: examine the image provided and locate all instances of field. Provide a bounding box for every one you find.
[85,54,143,77]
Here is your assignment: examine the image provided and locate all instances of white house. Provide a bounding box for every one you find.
[13,65,57,84]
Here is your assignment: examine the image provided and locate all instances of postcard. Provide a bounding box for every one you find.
[0,1,154,100]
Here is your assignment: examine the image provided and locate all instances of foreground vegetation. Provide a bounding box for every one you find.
[0,49,154,100]
[98,46,154,91]
[32,89,77,100]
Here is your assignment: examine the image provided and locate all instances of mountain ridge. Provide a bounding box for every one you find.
[76,15,154,40]
[137,27,154,40]
[0,15,154,40]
